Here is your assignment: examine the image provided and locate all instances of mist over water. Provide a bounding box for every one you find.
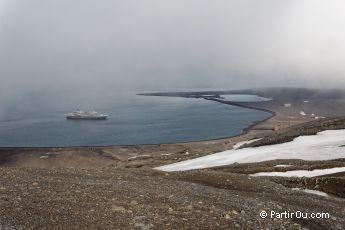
[0,94,269,147]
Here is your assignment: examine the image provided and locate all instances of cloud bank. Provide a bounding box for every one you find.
[1,0,345,106]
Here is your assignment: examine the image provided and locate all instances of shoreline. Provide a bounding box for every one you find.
[3,87,343,168]
[204,98,276,134]
[2,86,344,151]
[0,98,277,149]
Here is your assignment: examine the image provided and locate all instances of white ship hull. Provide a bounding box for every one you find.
[66,115,108,120]
[66,110,108,120]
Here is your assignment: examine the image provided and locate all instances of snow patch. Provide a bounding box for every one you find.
[155,130,345,172]
[273,165,293,168]
[292,188,329,197]
[233,138,262,150]
[251,167,345,178]
[128,155,151,160]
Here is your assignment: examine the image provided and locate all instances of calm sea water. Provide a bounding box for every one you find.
[0,93,270,147]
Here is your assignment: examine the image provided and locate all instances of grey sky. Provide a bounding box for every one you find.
[1,0,345,105]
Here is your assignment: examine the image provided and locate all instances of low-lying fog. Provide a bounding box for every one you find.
[1,0,345,116]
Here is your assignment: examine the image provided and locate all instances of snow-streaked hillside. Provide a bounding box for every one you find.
[155,130,345,172]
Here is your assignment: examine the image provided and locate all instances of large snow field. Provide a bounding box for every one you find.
[156,130,345,172]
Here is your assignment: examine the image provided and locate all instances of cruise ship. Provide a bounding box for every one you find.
[66,110,108,120]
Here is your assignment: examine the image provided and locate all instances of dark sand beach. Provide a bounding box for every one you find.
[1,88,345,229]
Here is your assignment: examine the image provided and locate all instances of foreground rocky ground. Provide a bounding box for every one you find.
[0,166,344,230]
[1,132,344,229]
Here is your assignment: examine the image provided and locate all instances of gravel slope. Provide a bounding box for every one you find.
[0,167,344,230]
